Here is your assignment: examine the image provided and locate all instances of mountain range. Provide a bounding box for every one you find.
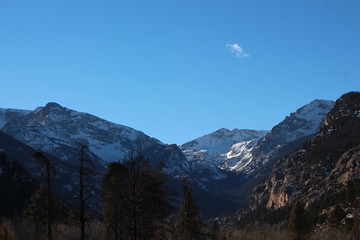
[0,96,342,218]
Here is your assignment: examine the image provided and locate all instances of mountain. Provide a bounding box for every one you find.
[244,99,335,174]
[250,92,360,217]
[0,103,193,215]
[180,128,269,179]
[179,100,334,208]
[182,100,334,176]
[0,102,189,174]
[0,99,335,218]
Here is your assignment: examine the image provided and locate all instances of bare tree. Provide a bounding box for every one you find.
[77,144,94,240]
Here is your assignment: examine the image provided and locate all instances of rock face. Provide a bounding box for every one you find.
[251,92,360,210]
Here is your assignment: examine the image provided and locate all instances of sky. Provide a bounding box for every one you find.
[1,0,359,144]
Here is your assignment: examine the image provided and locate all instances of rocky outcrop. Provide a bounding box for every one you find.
[251,92,360,210]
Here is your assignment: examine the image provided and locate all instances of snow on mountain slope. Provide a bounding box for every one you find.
[180,128,269,175]
[180,100,334,177]
[270,99,335,143]
[0,108,31,128]
[243,99,335,174]
[1,102,188,173]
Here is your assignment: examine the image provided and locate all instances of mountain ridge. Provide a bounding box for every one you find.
[0,98,337,218]
[1,102,189,174]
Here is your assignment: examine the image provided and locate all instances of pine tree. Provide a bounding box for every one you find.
[175,179,204,240]
[32,151,56,240]
[26,187,67,239]
[102,153,171,240]
[102,162,127,240]
[0,152,36,218]
[124,153,171,240]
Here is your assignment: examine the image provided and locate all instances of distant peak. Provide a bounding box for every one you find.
[45,102,64,109]
[216,128,230,132]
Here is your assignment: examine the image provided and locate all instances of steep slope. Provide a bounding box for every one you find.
[180,128,269,179]
[1,102,189,174]
[0,131,101,207]
[251,92,360,210]
[245,99,334,174]
[233,100,334,203]
[0,108,31,128]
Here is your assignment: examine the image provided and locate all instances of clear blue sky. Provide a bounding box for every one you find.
[1,1,359,144]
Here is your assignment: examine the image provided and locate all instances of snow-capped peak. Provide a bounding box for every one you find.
[1,102,188,174]
[268,99,335,144]
[293,99,334,123]
[180,128,269,175]
[180,99,334,177]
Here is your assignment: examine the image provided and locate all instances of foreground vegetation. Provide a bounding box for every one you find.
[1,215,358,240]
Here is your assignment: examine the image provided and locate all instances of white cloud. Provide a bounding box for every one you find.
[226,43,250,58]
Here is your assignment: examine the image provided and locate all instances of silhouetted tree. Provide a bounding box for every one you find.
[26,187,67,239]
[174,179,204,240]
[102,152,171,240]
[0,152,36,218]
[77,144,95,240]
[32,151,56,240]
[102,162,127,240]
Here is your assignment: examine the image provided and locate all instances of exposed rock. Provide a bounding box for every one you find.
[250,92,360,211]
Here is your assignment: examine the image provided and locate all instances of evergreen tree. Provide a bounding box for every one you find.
[102,162,127,240]
[288,202,309,240]
[101,153,171,240]
[26,187,67,238]
[0,152,37,218]
[32,151,56,240]
[175,179,204,240]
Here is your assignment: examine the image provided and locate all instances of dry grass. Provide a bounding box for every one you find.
[52,222,105,240]
[218,223,357,240]
[309,227,354,240]
[1,220,357,240]
[1,220,105,240]
[219,223,289,240]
